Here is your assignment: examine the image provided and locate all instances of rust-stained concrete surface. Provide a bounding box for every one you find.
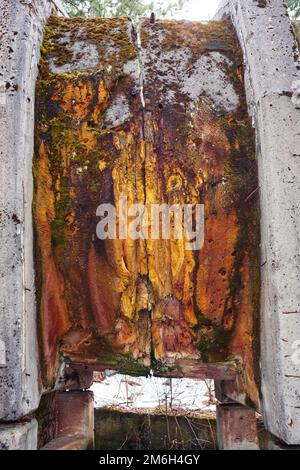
[34,16,260,406]
[94,408,217,450]
[215,1,300,444]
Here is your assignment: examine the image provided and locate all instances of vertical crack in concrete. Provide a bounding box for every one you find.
[130,18,154,370]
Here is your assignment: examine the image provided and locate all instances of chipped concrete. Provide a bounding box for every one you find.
[215,0,300,445]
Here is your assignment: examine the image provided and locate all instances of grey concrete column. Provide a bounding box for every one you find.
[0,0,65,422]
[215,0,300,444]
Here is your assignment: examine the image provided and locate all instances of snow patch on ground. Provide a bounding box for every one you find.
[92,374,216,414]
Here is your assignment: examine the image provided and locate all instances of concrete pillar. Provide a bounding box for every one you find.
[217,404,259,450]
[41,391,94,450]
[215,0,300,445]
[215,380,235,404]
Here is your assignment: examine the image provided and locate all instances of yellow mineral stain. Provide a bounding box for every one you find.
[98,159,108,171]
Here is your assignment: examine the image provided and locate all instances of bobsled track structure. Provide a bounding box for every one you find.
[0,0,300,449]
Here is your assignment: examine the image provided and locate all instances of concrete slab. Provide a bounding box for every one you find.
[0,0,65,421]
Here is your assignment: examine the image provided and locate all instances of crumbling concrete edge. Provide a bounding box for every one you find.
[0,0,67,424]
[215,0,300,445]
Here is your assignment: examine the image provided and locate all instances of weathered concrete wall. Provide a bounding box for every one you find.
[215,0,300,445]
[94,408,217,450]
[0,0,65,423]
[139,19,260,406]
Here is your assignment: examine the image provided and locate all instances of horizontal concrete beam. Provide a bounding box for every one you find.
[215,0,300,444]
[70,359,238,381]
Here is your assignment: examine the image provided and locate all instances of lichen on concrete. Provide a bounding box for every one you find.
[103,94,131,128]
[49,39,99,74]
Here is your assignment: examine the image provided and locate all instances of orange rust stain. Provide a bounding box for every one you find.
[87,243,120,334]
[229,254,260,408]
[34,16,260,399]
[93,81,110,124]
[41,257,71,383]
[54,81,94,119]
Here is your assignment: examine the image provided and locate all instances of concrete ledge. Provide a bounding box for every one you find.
[0,419,37,450]
[215,0,300,445]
